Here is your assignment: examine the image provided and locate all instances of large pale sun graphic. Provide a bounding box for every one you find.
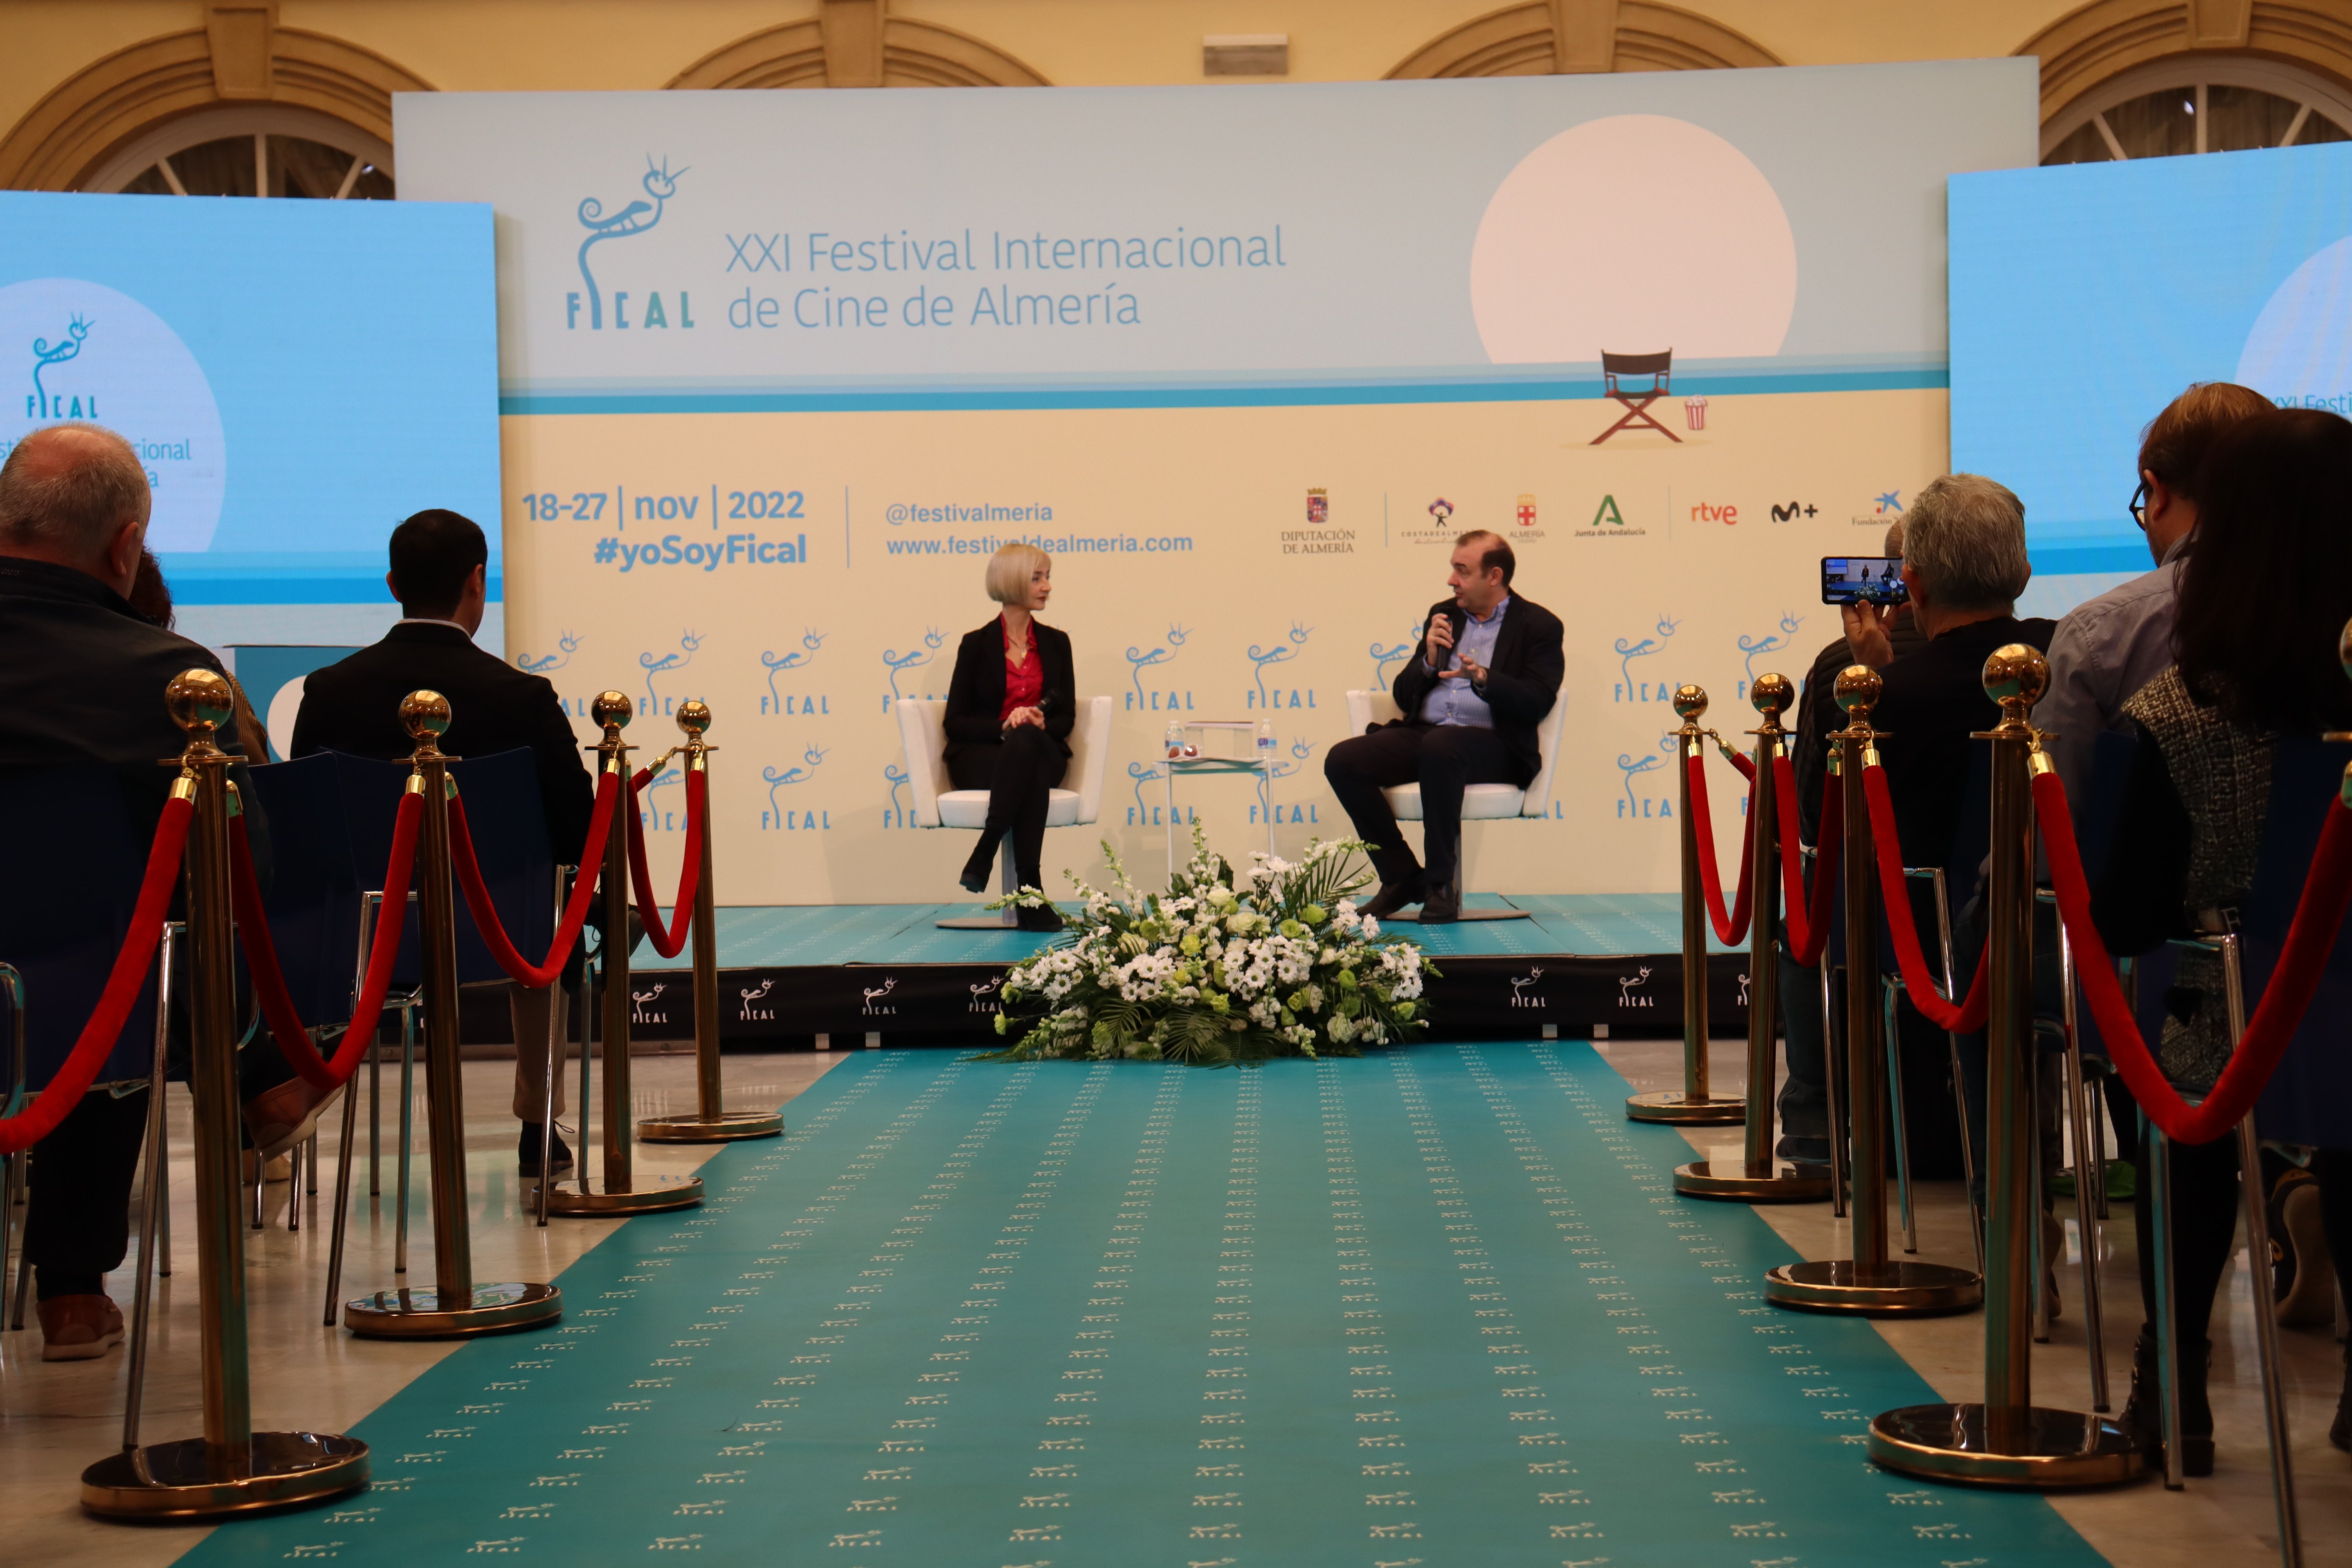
[1471,114,1798,365]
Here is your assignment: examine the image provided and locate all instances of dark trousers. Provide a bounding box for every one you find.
[1323,722,1517,889]
[23,1086,151,1300]
[948,726,1067,887]
[2131,1131,2352,1343]
[1776,925,1829,1153]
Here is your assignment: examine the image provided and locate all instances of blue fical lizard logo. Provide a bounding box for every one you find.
[572,158,686,330]
[28,314,91,420]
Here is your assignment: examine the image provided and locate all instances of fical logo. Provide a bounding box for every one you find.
[27,313,92,419]
[1617,966,1656,1008]
[570,156,692,331]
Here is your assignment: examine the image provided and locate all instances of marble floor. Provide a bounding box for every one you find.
[1599,1035,2352,1568]
[0,1038,2342,1567]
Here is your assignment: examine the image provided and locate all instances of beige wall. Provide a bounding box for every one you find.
[1,0,2094,147]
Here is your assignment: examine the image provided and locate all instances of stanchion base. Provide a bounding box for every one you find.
[1869,1403,2145,1489]
[344,1281,562,1338]
[637,1110,784,1143]
[1674,1157,1834,1203]
[543,1174,704,1216]
[82,1432,369,1519]
[1764,1259,1983,1316]
[1625,1091,1746,1125]
[936,911,1016,930]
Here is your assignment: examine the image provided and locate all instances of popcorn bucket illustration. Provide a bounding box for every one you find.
[1684,396,1709,431]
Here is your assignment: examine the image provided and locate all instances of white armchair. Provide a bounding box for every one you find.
[1340,690,1570,922]
[895,696,1114,929]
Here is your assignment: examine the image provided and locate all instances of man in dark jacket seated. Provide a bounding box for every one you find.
[1838,473,2058,1201]
[1324,530,1564,923]
[292,510,595,1177]
[0,423,270,1359]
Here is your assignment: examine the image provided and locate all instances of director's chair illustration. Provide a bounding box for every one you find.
[1592,350,1681,445]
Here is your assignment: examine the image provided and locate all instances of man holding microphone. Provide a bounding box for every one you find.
[1325,530,1564,922]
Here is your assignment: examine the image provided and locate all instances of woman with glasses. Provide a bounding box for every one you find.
[2092,407,2352,1474]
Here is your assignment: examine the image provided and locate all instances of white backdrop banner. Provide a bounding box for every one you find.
[396,65,2034,904]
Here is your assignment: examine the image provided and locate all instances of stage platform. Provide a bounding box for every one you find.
[621,895,1745,1045]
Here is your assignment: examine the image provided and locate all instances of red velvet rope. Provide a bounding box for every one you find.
[1725,750,1757,782]
[448,768,621,988]
[626,766,705,960]
[0,797,192,1154]
[1860,765,1990,1031]
[231,792,423,1092]
[1772,753,1842,967]
[1683,753,1755,946]
[2036,767,2352,1145]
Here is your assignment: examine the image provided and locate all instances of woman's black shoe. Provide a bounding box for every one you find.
[2118,1327,2215,1475]
[959,841,997,894]
[2332,1346,2351,1454]
[1015,903,1064,932]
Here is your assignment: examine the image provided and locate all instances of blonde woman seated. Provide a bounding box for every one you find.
[941,543,1073,930]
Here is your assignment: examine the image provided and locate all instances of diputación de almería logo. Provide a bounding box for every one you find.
[571,156,687,330]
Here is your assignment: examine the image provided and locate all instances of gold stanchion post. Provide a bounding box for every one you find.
[1628,684,1746,1125]
[1675,673,1833,1200]
[637,701,781,1143]
[82,670,368,1518]
[1868,646,2140,1485]
[546,693,703,1216]
[1762,667,1982,1316]
[343,693,563,1338]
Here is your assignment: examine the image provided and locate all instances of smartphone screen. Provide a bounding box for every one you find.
[1821,557,1909,606]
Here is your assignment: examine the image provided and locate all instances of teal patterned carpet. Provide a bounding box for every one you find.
[181,1044,2103,1567]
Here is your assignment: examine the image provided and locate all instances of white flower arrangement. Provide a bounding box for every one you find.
[986,822,1433,1063]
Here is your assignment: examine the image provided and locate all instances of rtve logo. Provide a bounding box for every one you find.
[1688,501,1738,525]
[567,157,695,331]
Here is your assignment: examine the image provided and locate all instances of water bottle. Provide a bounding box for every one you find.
[1165,721,1185,760]
[1256,719,1277,766]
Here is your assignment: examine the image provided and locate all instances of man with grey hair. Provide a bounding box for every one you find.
[1842,472,2053,874]
[0,423,266,1361]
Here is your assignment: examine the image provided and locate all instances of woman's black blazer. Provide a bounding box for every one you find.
[943,619,1076,759]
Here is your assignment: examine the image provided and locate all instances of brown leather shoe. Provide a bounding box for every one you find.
[39,1294,125,1361]
[1361,880,1421,919]
[242,1076,336,1165]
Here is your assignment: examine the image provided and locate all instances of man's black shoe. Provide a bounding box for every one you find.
[1361,881,1420,919]
[1015,903,1065,933]
[520,1123,574,1180]
[1417,892,1460,924]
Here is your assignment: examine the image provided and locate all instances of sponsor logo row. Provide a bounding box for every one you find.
[1299,489,1910,539]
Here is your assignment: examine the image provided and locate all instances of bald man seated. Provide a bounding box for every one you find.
[0,423,279,1360]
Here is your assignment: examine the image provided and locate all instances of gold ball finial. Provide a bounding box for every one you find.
[165,668,235,738]
[1671,683,1708,722]
[1833,665,1884,715]
[1980,644,2049,711]
[2338,615,2352,684]
[400,690,452,741]
[1749,672,1795,718]
[591,691,633,731]
[676,699,712,739]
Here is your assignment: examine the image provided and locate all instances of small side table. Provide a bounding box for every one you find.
[1160,722,1276,883]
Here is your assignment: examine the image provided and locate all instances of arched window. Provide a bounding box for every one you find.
[2042,56,2352,164]
[81,103,391,197]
